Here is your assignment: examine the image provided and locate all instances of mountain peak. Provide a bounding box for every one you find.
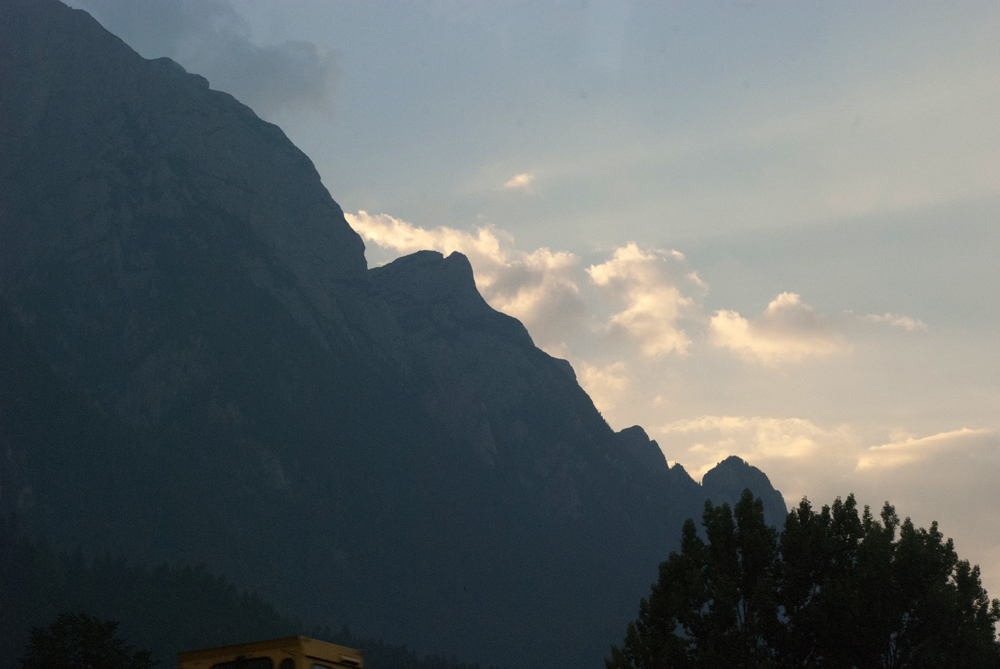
[616,425,669,474]
[370,251,490,316]
[702,456,788,528]
[369,250,537,350]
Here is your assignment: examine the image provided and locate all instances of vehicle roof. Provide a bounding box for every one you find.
[177,636,363,666]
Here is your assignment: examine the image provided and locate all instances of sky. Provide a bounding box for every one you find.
[68,0,1000,595]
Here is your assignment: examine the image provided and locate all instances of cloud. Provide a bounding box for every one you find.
[653,413,869,508]
[70,0,339,118]
[850,428,1000,592]
[586,243,696,357]
[576,360,629,416]
[347,214,710,363]
[347,209,1000,587]
[502,173,535,192]
[862,312,928,331]
[658,415,852,473]
[686,271,708,289]
[656,414,999,514]
[347,211,507,266]
[656,414,1000,596]
[486,248,586,341]
[709,292,846,365]
[348,213,722,427]
[541,342,639,420]
[857,428,991,471]
[346,211,585,345]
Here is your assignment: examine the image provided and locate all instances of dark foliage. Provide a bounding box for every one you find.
[0,528,298,669]
[20,612,155,669]
[608,490,1000,669]
[1,527,494,669]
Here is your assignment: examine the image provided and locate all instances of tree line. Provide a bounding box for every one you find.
[608,490,1000,669]
[2,524,494,669]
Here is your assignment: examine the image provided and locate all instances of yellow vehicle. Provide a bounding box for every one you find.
[177,636,363,669]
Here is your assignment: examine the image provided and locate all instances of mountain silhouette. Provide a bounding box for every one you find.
[0,2,786,667]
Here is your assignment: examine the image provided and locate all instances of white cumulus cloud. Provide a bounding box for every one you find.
[655,415,1000,547]
[502,173,535,192]
[862,312,928,331]
[586,243,696,357]
[576,360,629,416]
[347,210,507,266]
[856,427,991,471]
[851,428,1000,591]
[653,413,865,506]
[709,292,846,365]
[658,415,853,474]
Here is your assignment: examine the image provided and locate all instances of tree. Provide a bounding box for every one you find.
[20,612,156,669]
[608,490,1000,669]
[607,490,781,669]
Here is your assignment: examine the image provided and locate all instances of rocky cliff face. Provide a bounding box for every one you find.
[0,3,785,668]
[0,0,377,425]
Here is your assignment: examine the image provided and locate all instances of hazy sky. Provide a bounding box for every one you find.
[69,0,1000,594]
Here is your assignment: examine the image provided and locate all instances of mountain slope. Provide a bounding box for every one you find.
[0,2,785,667]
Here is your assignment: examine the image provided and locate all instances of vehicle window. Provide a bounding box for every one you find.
[211,658,274,669]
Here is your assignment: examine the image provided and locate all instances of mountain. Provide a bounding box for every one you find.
[703,456,788,529]
[0,2,786,667]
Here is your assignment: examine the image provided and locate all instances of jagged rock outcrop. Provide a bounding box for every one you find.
[0,2,787,668]
[616,425,670,475]
[701,455,788,528]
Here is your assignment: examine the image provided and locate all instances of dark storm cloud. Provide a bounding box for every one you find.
[70,0,339,118]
